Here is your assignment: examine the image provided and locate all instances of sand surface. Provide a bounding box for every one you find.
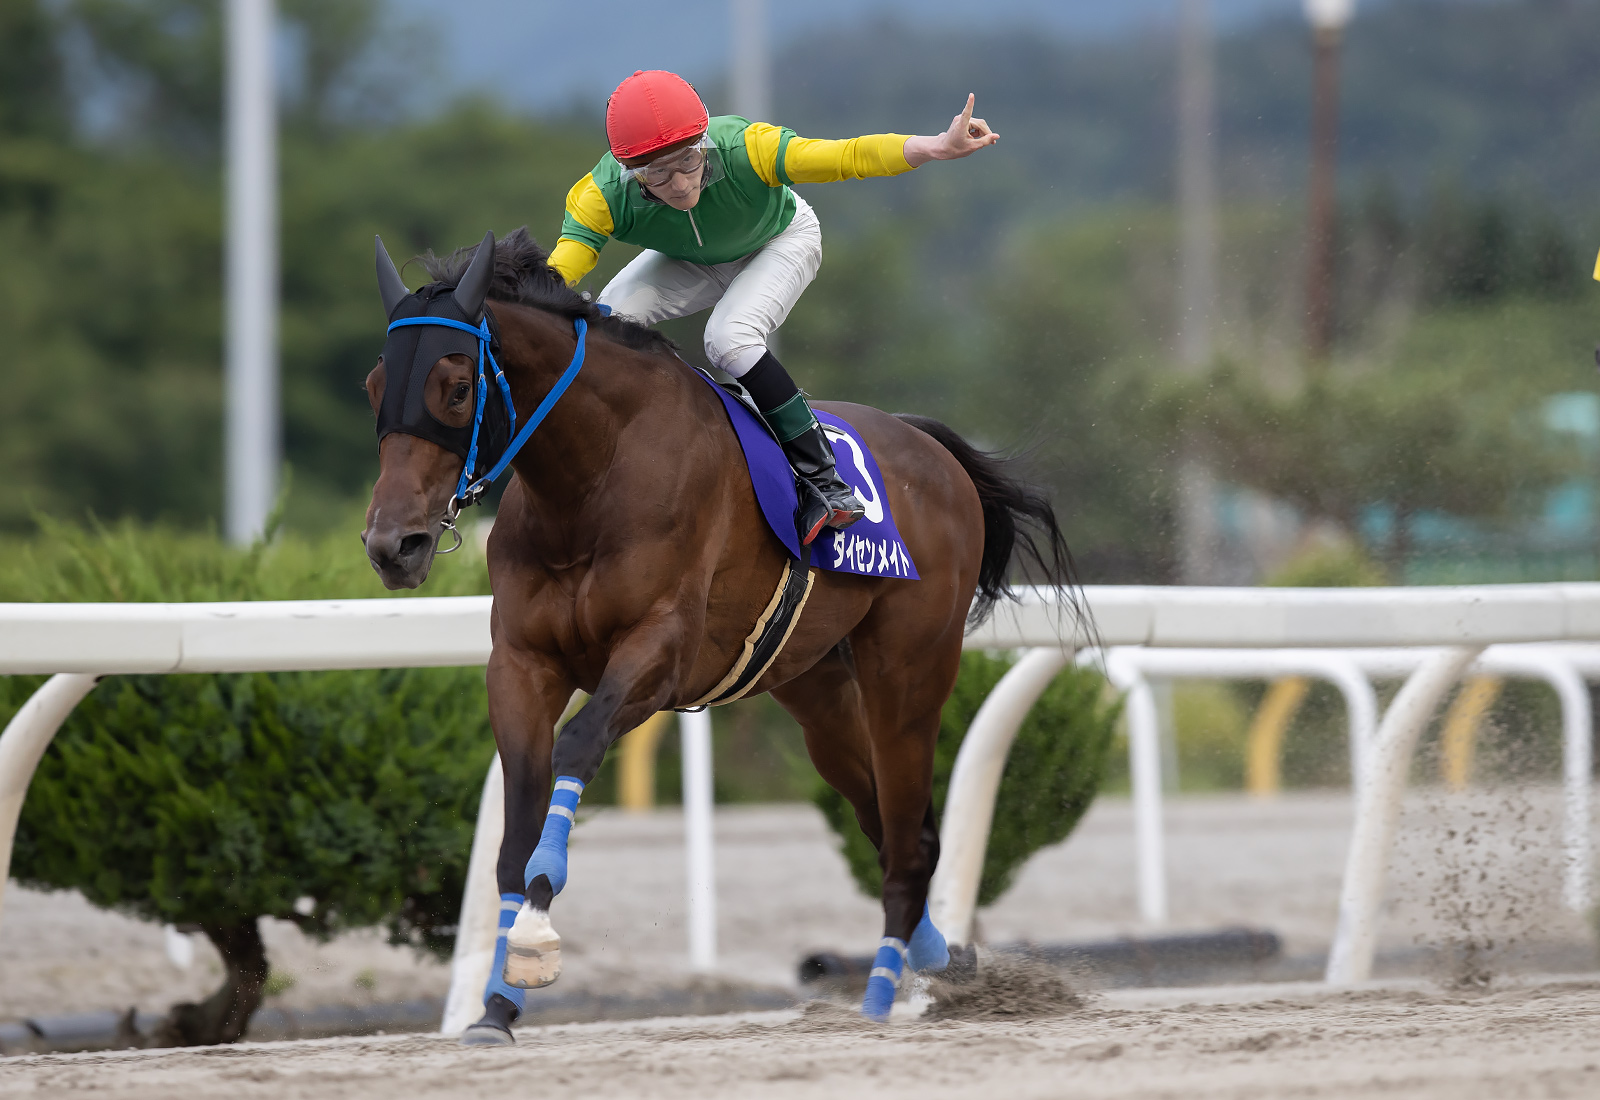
[4,788,1596,1023]
[6,976,1600,1099]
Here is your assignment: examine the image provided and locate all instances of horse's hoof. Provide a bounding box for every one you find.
[504,905,562,988]
[459,1023,515,1047]
[936,943,979,985]
[458,994,518,1047]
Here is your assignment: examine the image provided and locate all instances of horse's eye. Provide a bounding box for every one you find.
[452,383,470,404]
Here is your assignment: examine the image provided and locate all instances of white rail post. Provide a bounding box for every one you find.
[1323,655,1379,791]
[1489,650,1593,912]
[929,647,1072,946]
[680,709,717,971]
[1326,645,1481,985]
[1104,652,1168,925]
[1557,662,1593,912]
[0,673,101,929]
[440,753,504,1036]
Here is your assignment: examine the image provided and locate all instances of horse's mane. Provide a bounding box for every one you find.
[415,227,678,357]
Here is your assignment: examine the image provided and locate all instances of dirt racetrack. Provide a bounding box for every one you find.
[6,975,1600,1099]
[9,789,1597,1024]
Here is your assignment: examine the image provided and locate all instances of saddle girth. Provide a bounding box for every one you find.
[678,557,815,710]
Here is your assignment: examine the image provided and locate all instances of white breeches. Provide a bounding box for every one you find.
[596,194,822,378]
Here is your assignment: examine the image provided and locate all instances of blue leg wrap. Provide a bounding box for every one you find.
[483,893,527,1011]
[523,777,584,895]
[907,903,949,973]
[860,937,906,1021]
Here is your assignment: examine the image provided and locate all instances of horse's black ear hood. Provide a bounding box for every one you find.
[376,235,408,318]
[453,231,495,318]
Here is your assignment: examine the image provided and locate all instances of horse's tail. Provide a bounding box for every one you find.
[895,414,1090,634]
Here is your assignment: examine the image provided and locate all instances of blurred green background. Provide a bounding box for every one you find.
[5,0,1600,581]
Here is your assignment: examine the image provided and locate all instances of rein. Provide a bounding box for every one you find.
[386,313,589,553]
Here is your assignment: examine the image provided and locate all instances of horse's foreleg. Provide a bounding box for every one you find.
[503,627,683,974]
[547,630,681,784]
[461,647,570,1046]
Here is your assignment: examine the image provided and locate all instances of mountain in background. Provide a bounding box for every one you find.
[775,0,1600,220]
[389,0,1352,111]
[398,0,1597,221]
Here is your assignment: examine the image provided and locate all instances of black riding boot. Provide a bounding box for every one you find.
[740,351,866,546]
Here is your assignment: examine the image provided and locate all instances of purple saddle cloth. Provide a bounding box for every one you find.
[694,372,919,580]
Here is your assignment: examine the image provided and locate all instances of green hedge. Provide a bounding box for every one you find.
[0,516,493,957]
[815,650,1119,908]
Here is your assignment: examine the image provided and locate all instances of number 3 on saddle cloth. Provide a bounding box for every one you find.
[694,372,920,580]
[676,372,919,711]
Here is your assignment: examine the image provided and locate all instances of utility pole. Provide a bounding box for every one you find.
[1175,0,1224,584]
[1303,0,1354,364]
[730,0,775,354]
[730,0,771,123]
[225,0,279,545]
[1176,0,1218,373]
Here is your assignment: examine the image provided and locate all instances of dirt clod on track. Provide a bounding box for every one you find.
[9,977,1600,1100]
[922,953,1081,1021]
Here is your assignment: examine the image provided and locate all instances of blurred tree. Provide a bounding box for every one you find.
[971,213,1178,581]
[66,0,225,153]
[0,0,66,137]
[1188,362,1571,573]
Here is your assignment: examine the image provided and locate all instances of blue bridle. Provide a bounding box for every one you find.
[385,312,589,549]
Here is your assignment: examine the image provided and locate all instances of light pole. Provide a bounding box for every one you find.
[1303,0,1353,364]
[1176,0,1218,373]
[225,0,279,545]
[1175,0,1224,584]
[730,0,770,123]
[730,0,773,355]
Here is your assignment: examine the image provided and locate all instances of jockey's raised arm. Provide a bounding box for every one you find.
[547,93,999,288]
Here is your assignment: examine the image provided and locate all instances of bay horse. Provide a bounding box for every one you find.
[362,228,1075,1043]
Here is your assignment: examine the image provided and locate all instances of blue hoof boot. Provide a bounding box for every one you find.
[481,893,530,1011]
[907,904,949,973]
[860,937,906,1021]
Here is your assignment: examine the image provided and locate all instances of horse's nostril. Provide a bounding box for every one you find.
[397,532,432,561]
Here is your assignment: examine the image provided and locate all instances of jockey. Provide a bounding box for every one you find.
[550,69,999,546]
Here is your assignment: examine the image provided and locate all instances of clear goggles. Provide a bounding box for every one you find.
[622,136,725,206]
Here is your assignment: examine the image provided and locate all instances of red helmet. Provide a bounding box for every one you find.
[605,70,709,161]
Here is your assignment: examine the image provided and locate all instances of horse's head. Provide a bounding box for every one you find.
[363,231,500,589]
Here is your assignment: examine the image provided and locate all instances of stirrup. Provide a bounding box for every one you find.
[826,498,866,530]
[799,481,865,546]
[798,484,831,548]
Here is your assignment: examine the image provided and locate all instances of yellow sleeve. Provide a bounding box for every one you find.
[552,175,614,285]
[743,122,913,186]
[1593,246,1599,281]
[550,238,599,287]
